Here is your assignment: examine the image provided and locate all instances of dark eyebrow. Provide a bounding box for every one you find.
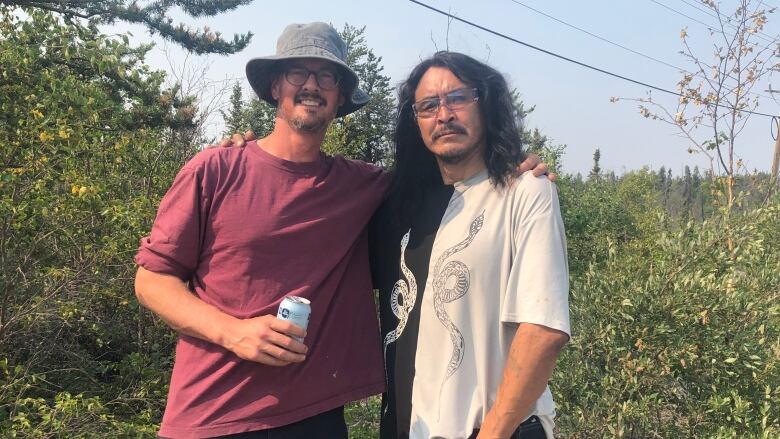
[416,94,440,102]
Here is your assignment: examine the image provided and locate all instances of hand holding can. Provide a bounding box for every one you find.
[276,296,311,343]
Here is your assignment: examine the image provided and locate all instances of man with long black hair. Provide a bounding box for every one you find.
[371,52,570,439]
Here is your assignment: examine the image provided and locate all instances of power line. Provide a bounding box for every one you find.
[653,0,778,45]
[407,0,776,118]
[507,0,772,104]
[678,0,727,22]
[650,0,721,30]
[507,0,683,71]
[757,0,780,12]
[676,0,780,44]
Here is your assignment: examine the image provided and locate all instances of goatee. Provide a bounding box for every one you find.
[277,91,334,134]
[286,115,329,133]
[436,149,471,165]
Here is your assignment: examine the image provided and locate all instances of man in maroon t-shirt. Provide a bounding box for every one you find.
[135,23,388,438]
[135,22,551,439]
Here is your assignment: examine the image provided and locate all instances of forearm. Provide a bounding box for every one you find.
[134,266,237,348]
[480,323,568,439]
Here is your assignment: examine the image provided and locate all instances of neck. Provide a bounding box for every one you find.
[259,118,327,162]
[436,146,487,185]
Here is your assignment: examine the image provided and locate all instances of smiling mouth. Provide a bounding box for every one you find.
[298,99,323,107]
[295,94,326,107]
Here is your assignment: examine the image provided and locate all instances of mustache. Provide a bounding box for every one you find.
[432,123,467,140]
[295,91,327,106]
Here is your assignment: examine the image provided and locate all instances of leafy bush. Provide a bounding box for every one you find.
[554,202,780,438]
[0,8,188,436]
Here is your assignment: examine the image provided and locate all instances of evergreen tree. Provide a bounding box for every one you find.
[221,82,245,136]
[692,166,704,220]
[590,149,602,180]
[242,96,277,139]
[657,166,667,187]
[683,165,693,220]
[323,24,395,165]
[3,0,253,54]
[510,92,565,173]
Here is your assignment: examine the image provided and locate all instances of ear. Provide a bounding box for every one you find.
[338,93,346,107]
[271,77,281,101]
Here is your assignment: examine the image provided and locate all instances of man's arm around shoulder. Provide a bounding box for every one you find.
[134,267,308,366]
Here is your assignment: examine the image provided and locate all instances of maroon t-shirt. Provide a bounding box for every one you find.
[135,141,389,438]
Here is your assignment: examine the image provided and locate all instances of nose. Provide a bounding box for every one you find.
[436,102,455,122]
[302,71,320,90]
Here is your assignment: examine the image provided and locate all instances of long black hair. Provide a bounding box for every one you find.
[387,51,526,226]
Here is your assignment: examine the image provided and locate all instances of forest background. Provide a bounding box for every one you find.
[0,1,778,438]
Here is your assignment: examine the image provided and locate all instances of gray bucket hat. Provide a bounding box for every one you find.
[246,22,369,118]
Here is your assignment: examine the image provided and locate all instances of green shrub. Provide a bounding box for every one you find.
[554,203,780,438]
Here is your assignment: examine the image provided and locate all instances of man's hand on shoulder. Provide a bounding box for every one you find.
[223,315,308,366]
[206,130,257,149]
[517,153,556,182]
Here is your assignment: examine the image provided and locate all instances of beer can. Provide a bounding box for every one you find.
[276,296,311,342]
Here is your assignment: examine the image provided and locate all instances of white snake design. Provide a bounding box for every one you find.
[432,211,484,407]
[383,229,416,357]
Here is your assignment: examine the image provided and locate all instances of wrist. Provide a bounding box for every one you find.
[482,403,526,439]
[214,313,240,350]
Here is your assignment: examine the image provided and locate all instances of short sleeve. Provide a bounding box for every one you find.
[134,165,206,280]
[501,178,570,336]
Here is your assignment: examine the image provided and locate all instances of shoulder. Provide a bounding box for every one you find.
[506,172,560,220]
[330,155,388,181]
[182,145,248,174]
[330,155,383,174]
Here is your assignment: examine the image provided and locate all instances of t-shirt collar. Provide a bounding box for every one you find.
[248,140,327,175]
[452,169,488,193]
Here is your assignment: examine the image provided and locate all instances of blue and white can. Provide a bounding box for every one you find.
[276,296,311,342]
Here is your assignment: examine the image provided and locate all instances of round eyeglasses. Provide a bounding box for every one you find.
[284,67,341,90]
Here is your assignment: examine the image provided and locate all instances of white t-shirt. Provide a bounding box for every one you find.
[372,170,570,439]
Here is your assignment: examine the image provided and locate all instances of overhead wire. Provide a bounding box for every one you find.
[653,0,778,45]
[507,0,774,105]
[407,0,777,118]
[683,0,780,43]
[507,0,684,71]
[649,0,723,30]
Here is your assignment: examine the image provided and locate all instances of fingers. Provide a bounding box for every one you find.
[266,328,308,355]
[254,317,307,363]
[516,160,530,174]
[261,342,306,363]
[516,153,555,181]
[270,318,307,339]
[531,162,549,177]
[227,316,309,366]
[236,336,305,365]
[254,353,292,367]
[216,137,232,148]
[516,153,540,174]
[213,131,254,150]
[230,133,246,148]
[204,138,225,149]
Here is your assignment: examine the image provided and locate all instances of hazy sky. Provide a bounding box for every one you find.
[107,0,780,176]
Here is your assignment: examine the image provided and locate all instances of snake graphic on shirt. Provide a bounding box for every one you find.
[384,229,416,356]
[432,211,484,401]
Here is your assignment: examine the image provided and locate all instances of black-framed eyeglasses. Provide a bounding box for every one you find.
[283,67,341,90]
[412,87,479,118]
